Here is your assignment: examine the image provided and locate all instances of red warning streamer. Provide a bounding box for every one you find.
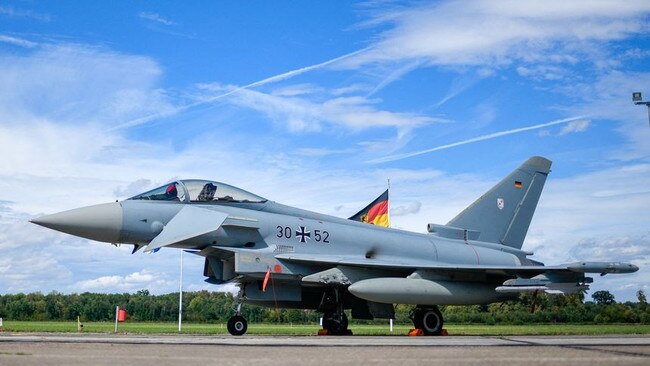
[262,268,271,292]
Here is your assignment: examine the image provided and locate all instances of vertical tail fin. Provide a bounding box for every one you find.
[446,156,551,249]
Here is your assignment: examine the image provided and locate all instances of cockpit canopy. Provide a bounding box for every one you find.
[128,180,267,204]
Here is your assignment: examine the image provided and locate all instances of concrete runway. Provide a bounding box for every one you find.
[1,333,649,365]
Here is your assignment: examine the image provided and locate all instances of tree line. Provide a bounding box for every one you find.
[0,289,648,324]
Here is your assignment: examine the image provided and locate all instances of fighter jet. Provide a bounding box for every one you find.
[30,156,638,336]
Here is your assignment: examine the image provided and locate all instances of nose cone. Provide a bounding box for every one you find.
[30,202,123,243]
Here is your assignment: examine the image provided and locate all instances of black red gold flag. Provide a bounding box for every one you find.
[348,189,389,227]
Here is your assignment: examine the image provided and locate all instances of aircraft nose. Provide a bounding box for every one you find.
[30,202,123,243]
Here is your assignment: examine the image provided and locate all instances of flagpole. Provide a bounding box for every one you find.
[178,250,183,332]
[387,179,391,228]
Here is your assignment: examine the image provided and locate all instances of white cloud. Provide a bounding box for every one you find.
[368,60,423,96]
[74,269,176,293]
[370,116,588,163]
[391,201,422,216]
[0,5,50,22]
[555,71,650,159]
[295,147,356,157]
[111,47,370,130]
[138,12,175,26]
[195,83,441,136]
[114,179,154,199]
[569,235,650,264]
[331,83,373,96]
[0,43,175,126]
[271,83,323,97]
[0,254,72,293]
[345,0,650,68]
[431,74,484,109]
[0,34,38,48]
[558,119,590,135]
[516,65,566,80]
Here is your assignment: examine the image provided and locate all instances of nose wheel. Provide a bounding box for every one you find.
[227,286,248,336]
[227,315,248,336]
[411,306,443,335]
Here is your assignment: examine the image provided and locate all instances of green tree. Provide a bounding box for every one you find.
[592,290,615,305]
[45,292,65,320]
[6,294,35,320]
[187,295,209,321]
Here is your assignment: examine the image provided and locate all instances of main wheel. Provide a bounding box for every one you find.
[227,315,248,336]
[322,311,348,335]
[412,307,443,336]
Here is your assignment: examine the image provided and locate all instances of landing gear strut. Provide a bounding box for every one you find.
[319,288,350,335]
[227,287,248,336]
[411,306,443,336]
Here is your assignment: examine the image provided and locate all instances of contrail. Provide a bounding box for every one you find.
[368,116,589,164]
[110,47,371,131]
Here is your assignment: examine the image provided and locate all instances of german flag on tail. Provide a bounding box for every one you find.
[349,189,390,227]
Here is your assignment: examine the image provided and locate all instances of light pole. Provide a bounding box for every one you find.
[178,250,183,333]
[632,92,650,127]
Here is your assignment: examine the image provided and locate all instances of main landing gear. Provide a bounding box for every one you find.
[322,309,349,335]
[411,306,444,336]
[227,287,248,336]
[319,288,350,335]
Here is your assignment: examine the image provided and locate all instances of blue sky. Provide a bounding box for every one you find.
[1,1,649,301]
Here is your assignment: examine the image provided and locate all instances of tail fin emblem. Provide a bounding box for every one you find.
[497,198,505,210]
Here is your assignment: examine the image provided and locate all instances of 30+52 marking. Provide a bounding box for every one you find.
[276,225,329,243]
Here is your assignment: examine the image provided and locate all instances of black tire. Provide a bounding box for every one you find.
[413,307,443,336]
[322,311,348,335]
[411,308,424,329]
[227,315,248,336]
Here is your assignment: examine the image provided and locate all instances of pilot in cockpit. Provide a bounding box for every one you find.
[150,183,179,201]
[165,184,179,200]
[197,183,217,201]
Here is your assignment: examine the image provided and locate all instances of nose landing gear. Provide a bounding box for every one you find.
[227,287,248,336]
[227,315,248,336]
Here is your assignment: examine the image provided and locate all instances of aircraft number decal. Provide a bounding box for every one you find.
[276,226,292,239]
[276,225,329,243]
[313,229,330,243]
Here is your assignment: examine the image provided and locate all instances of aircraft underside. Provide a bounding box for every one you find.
[225,277,519,336]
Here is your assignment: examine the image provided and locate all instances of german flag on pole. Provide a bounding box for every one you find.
[348,189,390,227]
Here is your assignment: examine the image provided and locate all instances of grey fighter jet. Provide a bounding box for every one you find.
[30,157,638,336]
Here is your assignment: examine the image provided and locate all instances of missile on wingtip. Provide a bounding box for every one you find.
[566,262,639,274]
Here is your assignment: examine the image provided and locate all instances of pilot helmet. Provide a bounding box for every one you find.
[166,184,178,196]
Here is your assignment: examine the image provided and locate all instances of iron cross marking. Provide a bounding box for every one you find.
[296,226,311,243]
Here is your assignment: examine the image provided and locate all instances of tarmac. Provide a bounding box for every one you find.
[0,333,649,365]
